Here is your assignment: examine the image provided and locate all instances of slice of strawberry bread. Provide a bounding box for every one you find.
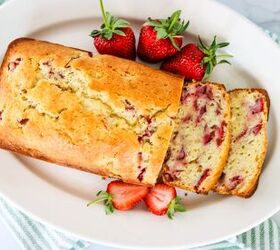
[162,82,231,194]
[213,89,269,197]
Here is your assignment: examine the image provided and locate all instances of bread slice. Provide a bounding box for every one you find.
[0,38,184,186]
[213,89,269,197]
[162,82,231,194]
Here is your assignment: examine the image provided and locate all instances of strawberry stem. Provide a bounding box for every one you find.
[145,10,189,51]
[216,54,233,59]
[90,0,130,40]
[87,191,114,215]
[167,196,186,219]
[197,35,232,80]
[87,197,109,206]
[167,10,181,33]
[99,0,109,29]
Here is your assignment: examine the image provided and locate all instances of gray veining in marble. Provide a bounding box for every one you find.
[218,0,280,35]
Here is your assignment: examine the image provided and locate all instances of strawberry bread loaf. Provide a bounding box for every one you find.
[214,89,269,197]
[162,82,231,194]
[0,38,184,186]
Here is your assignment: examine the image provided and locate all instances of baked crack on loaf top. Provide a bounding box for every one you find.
[162,82,231,194]
[0,38,184,186]
[213,89,269,197]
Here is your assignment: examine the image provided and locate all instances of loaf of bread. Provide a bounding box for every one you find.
[0,38,184,186]
[213,89,269,197]
[162,82,231,193]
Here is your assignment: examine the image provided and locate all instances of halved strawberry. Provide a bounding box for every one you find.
[144,183,186,219]
[87,180,149,214]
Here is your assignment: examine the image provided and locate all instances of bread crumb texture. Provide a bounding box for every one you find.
[214,89,269,197]
[163,82,231,193]
[0,38,183,185]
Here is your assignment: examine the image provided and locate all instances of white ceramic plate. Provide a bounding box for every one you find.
[0,0,280,249]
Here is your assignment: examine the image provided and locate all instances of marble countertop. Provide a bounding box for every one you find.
[0,1,279,249]
[219,0,280,34]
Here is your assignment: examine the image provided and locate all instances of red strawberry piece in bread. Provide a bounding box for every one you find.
[144,183,186,219]
[161,36,232,81]
[87,180,149,214]
[137,10,189,63]
[250,98,264,114]
[90,0,136,60]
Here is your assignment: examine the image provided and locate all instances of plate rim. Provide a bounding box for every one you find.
[0,0,280,249]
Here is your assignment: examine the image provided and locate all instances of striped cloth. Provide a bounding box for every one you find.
[1,0,280,249]
[0,197,89,250]
[1,195,280,250]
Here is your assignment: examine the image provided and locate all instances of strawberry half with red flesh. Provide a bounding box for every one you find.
[87,180,149,214]
[161,36,232,81]
[144,183,186,219]
[90,0,136,60]
[137,10,189,63]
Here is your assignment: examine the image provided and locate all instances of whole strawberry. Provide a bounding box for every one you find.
[137,10,189,63]
[90,0,136,60]
[161,36,232,81]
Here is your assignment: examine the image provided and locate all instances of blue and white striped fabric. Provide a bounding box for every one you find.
[1,195,280,250]
[0,197,90,250]
[0,0,280,249]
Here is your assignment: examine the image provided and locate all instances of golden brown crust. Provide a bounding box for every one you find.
[187,81,227,91]
[213,88,269,197]
[186,81,227,90]
[0,139,150,186]
[228,88,270,120]
[0,38,184,186]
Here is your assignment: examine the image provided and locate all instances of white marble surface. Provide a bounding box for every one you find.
[0,0,280,249]
[219,0,280,34]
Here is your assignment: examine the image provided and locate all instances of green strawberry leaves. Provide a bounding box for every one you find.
[198,36,233,80]
[167,196,187,219]
[87,190,114,215]
[145,10,189,50]
[90,0,131,40]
